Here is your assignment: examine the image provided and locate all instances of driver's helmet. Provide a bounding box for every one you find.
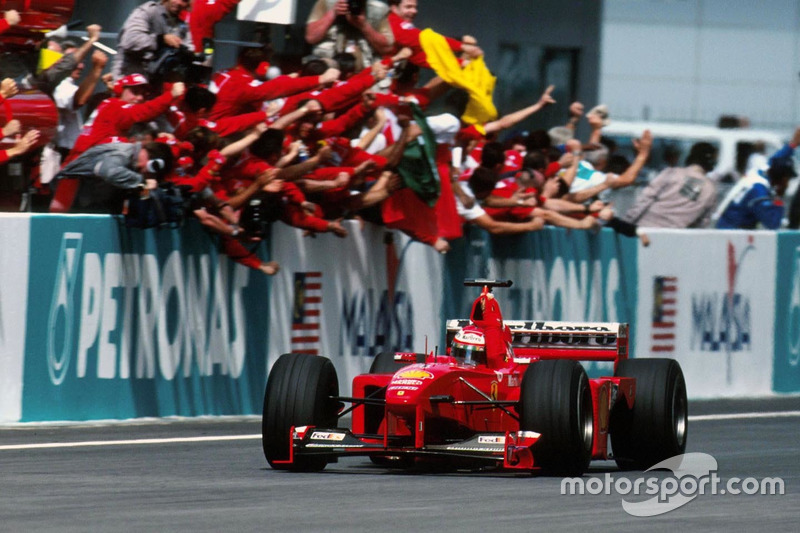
[451,325,487,367]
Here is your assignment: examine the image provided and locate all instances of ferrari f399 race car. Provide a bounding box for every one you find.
[262,279,688,475]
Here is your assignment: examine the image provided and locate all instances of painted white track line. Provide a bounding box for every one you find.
[689,410,800,422]
[0,434,260,451]
[1,411,799,451]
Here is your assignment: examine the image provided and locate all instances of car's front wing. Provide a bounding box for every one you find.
[271,426,542,471]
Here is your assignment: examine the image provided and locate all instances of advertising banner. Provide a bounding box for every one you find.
[21,216,271,421]
[8,214,796,424]
[0,214,31,422]
[268,222,445,390]
[441,226,638,377]
[635,230,776,398]
[774,232,800,393]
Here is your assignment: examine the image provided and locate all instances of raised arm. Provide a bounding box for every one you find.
[305,0,343,45]
[606,129,652,189]
[484,85,555,135]
[74,50,108,108]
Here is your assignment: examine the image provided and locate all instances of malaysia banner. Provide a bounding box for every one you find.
[291,272,322,355]
[651,275,677,353]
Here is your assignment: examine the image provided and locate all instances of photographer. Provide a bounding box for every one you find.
[306,0,394,71]
[113,0,193,80]
[53,141,174,214]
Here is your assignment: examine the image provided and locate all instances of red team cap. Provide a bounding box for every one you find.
[114,73,149,95]
[255,61,270,78]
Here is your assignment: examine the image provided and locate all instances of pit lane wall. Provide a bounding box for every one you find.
[634,230,777,399]
[0,214,271,423]
[1,216,798,423]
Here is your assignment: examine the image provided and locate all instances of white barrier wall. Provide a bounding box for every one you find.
[267,223,445,390]
[0,215,30,421]
[2,215,798,423]
[635,230,776,398]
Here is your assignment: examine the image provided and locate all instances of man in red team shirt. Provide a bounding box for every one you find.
[189,0,240,53]
[208,46,340,121]
[66,75,185,162]
[386,0,482,68]
[169,85,274,140]
[279,58,389,117]
[50,74,185,212]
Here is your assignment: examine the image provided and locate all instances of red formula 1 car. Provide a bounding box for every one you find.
[262,279,688,475]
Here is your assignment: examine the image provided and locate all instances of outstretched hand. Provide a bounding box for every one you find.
[633,129,653,154]
[4,9,20,27]
[8,129,41,157]
[462,43,484,59]
[327,219,348,238]
[538,85,556,107]
[0,78,18,100]
[2,119,20,138]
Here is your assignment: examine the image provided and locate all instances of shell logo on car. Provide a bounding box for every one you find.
[392,379,424,386]
[396,369,435,380]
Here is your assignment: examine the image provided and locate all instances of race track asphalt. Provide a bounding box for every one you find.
[1,397,798,532]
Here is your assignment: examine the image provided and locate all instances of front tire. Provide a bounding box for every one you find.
[519,360,594,476]
[610,358,688,470]
[262,353,340,471]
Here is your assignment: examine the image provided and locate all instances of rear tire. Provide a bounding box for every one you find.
[262,353,340,471]
[611,358,688,470]
[519,360,594,476]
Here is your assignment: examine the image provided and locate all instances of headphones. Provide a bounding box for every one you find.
[146,158,166,174]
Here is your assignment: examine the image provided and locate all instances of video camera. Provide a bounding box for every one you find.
[348,0,365,16]
[148,38,215,88]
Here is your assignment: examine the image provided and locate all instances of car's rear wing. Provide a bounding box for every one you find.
[445,319,628,365]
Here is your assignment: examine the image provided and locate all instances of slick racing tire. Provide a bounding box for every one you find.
[519,360,594,476]
[368,351,425,374]
[262,353,340,472]
[610,358,688,470]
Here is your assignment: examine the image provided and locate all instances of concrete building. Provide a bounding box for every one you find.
[600,0,800,131]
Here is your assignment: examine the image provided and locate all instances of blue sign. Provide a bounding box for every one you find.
[23,216,271,421]
[774,232,800,393]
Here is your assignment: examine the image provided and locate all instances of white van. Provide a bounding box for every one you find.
[598,121,789,216]
[601,120,786,183]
